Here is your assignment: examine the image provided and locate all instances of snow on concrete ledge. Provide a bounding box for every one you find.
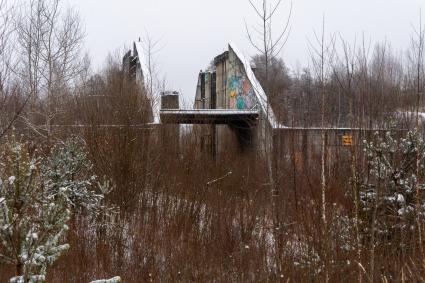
[160,109,259,115]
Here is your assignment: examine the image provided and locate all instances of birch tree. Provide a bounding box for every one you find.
[245,0,292,93]
[307,16,336,282]
[245,0,292,275]
[15,0,84,139]
[0,1,28,140]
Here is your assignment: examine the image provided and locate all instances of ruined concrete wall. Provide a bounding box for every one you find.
[191,44,271,158]
[226,49,258,110]
[215,53,228,109]
[194,73,202,109]
[196,46,262,112]
[194,71,214,110]
[213,49,258,110]
[204,72,211,109]
[122,42,156,123]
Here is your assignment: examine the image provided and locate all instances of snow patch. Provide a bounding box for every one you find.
[90,276,122,283]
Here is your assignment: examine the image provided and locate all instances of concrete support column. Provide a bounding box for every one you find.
[160,91,180,155]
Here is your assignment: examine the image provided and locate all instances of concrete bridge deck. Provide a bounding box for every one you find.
[160,109,259,125]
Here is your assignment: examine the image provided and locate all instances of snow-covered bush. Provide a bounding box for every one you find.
[90,276,122,283]
[360,130,425,248]
[0,136,106,282]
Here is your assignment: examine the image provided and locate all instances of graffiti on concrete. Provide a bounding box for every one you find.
[228,75,256,109]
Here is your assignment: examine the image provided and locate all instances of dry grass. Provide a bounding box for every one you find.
[1,47,425,282]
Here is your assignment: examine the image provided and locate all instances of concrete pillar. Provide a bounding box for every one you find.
[160,91,180,155]
[161,91,179,109]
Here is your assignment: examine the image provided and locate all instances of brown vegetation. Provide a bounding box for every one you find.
[1,0,425,282]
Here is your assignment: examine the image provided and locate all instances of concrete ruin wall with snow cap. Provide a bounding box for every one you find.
[197,43,281,129]
[227,43,280,128]
[132,42,160,124]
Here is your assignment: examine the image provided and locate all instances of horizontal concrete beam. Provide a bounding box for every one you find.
[273,127,409,132]
[160,109,259,125]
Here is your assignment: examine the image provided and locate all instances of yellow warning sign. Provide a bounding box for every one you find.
[294,152,303,170]
[342,135,353,146]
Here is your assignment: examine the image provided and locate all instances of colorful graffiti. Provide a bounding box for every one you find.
[228,75,256,109]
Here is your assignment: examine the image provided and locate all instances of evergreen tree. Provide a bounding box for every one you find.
[0,136,103,282]
[361,131,425,251]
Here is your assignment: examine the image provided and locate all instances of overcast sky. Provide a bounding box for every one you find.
[69,0,424,104]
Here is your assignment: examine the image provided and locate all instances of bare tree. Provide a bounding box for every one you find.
[251,54,291,120]
[245,1,292,275]
[140,32,165,122]
[307,15,336,283]
[411,12,425,128]
[409,9,425,259]
[245,0,292,91]
[0,0,13,90]
[0,0,28,140]
[15,0,85,139]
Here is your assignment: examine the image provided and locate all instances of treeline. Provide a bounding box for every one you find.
[255,39,423,129]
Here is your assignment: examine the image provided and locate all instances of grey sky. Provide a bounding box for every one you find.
[69,0,424,104]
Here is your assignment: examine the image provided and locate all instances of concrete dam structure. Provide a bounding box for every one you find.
[123,40,402,161]
[159,43,281,157]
